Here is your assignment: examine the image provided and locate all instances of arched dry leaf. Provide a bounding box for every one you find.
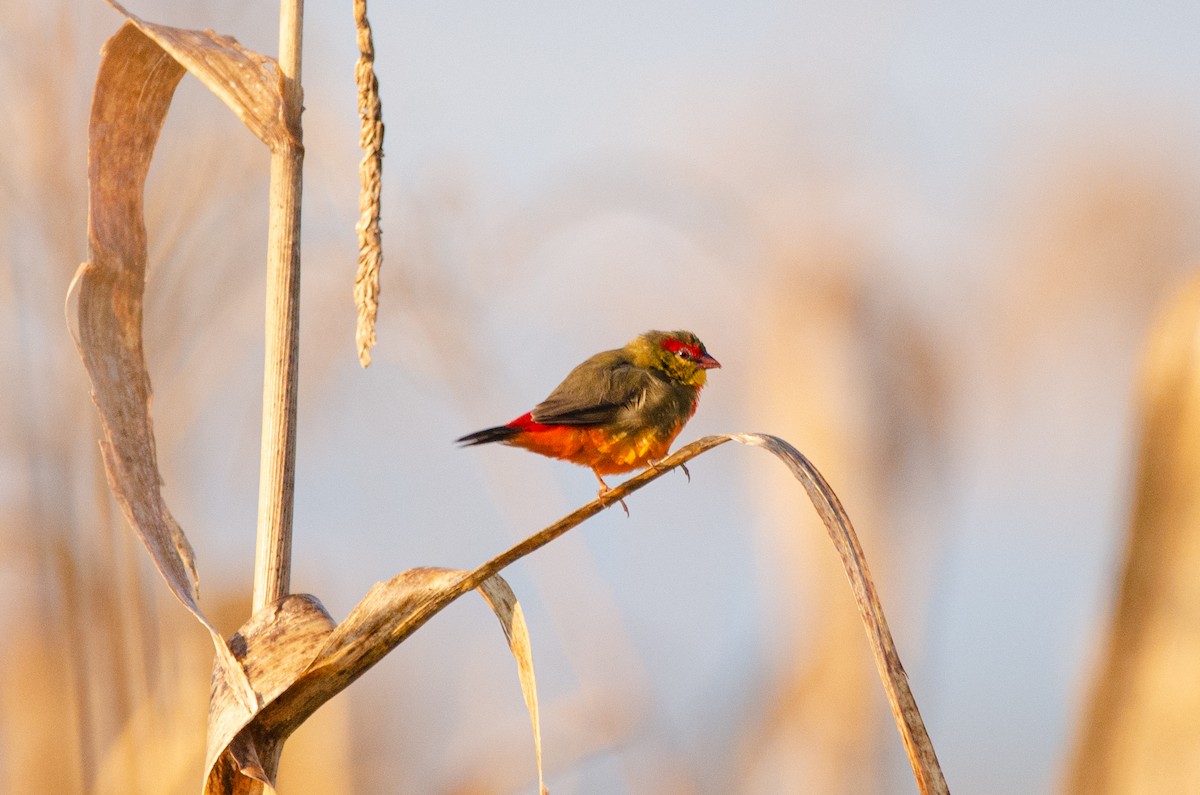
[104,1,297,150]
[68,18,269,713]
[70,0,316,721]
[728,434,946,794]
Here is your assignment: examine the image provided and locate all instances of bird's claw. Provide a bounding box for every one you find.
[648,458,690,483]
[596,484,630,517]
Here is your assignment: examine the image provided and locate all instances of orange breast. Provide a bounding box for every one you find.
[509,423,682,474]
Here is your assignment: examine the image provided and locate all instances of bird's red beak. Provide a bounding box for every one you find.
[697,351,721,369]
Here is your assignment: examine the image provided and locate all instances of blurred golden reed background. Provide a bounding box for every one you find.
[4,0,1200,792]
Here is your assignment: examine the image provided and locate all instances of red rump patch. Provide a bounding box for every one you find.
[508,412,552,432]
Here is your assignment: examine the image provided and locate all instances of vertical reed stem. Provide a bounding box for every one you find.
[253,0,304,614]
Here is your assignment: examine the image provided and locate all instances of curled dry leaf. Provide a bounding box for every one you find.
[73,0,311,722]
[205,594,336,794]
[74,0,312,714]
[205,570,546,795]
[103,1,298,149]
[70,18,266,713]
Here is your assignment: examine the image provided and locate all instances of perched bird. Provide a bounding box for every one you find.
[457,330,720,509]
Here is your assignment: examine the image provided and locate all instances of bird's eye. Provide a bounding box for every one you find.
[676,348,693,360]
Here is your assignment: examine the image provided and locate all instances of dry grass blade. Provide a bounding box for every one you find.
[206,570,546,794]
[476,576,547,795]
[352,0,385,367]
[730,433,948,794]
[69,20,256,712]
[104,1,297,150]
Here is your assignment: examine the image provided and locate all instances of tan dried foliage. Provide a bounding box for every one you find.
[1067,274,1200,792]
[73,11,545,794]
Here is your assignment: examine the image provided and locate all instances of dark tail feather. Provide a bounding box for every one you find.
[456,425,520,446]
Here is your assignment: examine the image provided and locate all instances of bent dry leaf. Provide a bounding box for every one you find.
[476,576,546,795]
[728,434,949,795]
[205,569,546,795]
[75,3,304,720]
[70,19,257,710]
[104,1,297,150]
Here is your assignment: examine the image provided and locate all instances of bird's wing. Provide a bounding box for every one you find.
[529,352,651,427]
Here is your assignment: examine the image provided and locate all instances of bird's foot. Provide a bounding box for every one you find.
[647,458,690,483]
[596,485,630,516]
[594,472,630,517]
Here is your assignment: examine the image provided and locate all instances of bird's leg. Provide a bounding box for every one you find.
[592,469,629,516]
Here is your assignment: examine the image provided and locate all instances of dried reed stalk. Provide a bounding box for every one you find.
[252,0,305,614]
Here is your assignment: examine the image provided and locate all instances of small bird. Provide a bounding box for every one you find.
[457,330,720,510]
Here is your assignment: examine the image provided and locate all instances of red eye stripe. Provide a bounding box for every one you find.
[660,337,700,359]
